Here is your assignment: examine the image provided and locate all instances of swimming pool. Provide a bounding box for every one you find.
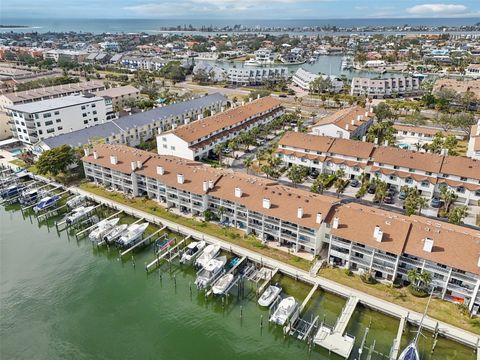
[9,148,23,157]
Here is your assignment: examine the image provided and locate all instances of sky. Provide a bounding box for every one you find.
[2,1,480,19]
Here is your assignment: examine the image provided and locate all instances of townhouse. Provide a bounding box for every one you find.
[310,106,374,140]
[82,144,480,313]
[33,93,226,155]
[277,132,480,205]
[93,85,140,109]
[292,68,343,93]
[350,76,421,98]
[433,79,480,103]
[467,122,480,160]
[393,124,464,150]
[157,96,284,160]
[227,67,289,86]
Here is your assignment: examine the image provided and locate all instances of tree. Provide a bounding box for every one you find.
[373,103,394,122]
[450,112,476,136]
[36,145,76,177]
[334,178,348,198]
[374,180,388,207]
[243,157,253,174]
[214,143,226,165]
[286,165,309,187]
[416,196,429,215]
[407,269,431,291]
[440,187,457,212]
[309,76,333,94]
[448,206,468,225]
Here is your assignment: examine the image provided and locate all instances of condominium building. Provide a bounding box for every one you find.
[465,64,480,79]
[433,79,480,101]
[120,56,167,71]
[82,144,480,313]
[227,67,288,86]
[0,81,105,140]
[33,93,227,155]
[310,106,374,140]
[277,132,480,205]
[157,96,284,160]
[350,76,421,98]
[7,94,110,144]
[93,85,140,109]
[43,49,88,62]
[467,122,480,160]
[393,124,465,150]
[292,68,343,93]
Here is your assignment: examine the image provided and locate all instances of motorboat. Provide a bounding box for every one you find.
[33,195,60,213]
[1,184,23,199]
[66,195,86,208]
[212,273,234,295]
[65,205,94,225]
[20,188,39,205]
[116,222,149,248]
[180,240,206,264]
[195,256,227,289]
[103,224,128,243]
[258,285,282,307]
[270,297,297,325]
[398,292,433,360]
[88,218,120,242]
[195,244,220,268]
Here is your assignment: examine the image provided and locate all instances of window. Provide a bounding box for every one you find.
[457,186,465,194]
[163,144,167,149]
[81,106,86,110]
[45,120,53,126]
[475,190,480,197]
[421,181,429,187]
[43,113,51,118]
[92,104,96,108]
[170,146,176,151]
[92,110,97,115]
[393,165,399,169]
[35,114,39,119]
[56,119,61,123]
[93,117,98,122]
[46,128,55,134]
[82,113,87,117]
[426,171,432,176]
[36,122,40,127]
[57,126,63,131]
[353,166,360,172]
[38,130,43,135]
[162,137,167,142]
[389,175,396,181]
[83,120,88,124]
[408,168,415,173]
[442,174,449,178]
[54,111,60,115]
[460,177,467,181]
[406,177,413,184]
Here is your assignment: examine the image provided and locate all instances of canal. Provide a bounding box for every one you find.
[0,204,475,359]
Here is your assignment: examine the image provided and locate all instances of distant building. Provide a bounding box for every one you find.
[192,62,226,82]
[433,79,480,101]
[292,68,343,93]
[363,60,387,68]
[466,64,480,79]
[120,56,166,71]
[393,124,464,150]
[227,66,288,86]
[7,94,111,144]
[350,76,421,98]
[44,49,88,62]
[94,85,140,109]
[467,121,480,160]
[254,48,275,64]
[310,106,374,140]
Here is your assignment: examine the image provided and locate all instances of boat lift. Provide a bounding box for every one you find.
[75,210,123,240]
[206,256,247,297]
[119,225,166,258]
[35,191,73,222]
[96,217,144,248]
[54,203,101,231]
[145,235,190,272]
[20,183,62,214]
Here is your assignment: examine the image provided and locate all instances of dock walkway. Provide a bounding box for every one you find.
[71,186,480,349]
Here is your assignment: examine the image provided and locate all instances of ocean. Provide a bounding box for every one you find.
[1,17,479,34]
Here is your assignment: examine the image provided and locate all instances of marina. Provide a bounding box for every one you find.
[0,170,478,359]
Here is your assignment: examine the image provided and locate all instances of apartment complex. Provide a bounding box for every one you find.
[292,68,343,92]
[467,122,480,160]
[93,85,140,108]
[0,81,105,140]
[393,124,464,150]
[350,76,421,98]
[277,132,480,204]
[82,144,480,313]
[157,96,284,160]
[227,67,288,86]
[433,79,480,101]
[33,93,227,154]
[7,94,110,144]
[466,64,480,79]
[43,49,89,62]
[310,106,374,140]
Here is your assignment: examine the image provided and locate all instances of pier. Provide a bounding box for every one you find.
[119,225,165,258]
[75,210,122,240]
[389,313,407,360]
[145,235,189,272]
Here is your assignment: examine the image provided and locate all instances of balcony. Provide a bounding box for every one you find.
[447,283,475,296]
[450,272,477,285]
[330,249,349,260]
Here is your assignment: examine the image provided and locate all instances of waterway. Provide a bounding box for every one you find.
[0,203,475,359]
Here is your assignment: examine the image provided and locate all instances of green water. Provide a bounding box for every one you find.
[0,205,475,359]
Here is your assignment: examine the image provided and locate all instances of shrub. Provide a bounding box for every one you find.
[344,268,353,276]
[360,271,377,284]
[407,285,429,297]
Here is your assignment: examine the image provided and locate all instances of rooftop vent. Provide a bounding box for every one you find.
[202,181,208,192]
[423,238,434,252]
[333,217,339,229]
[156,166,164,175]
[130,161,137,171]
[177,174,185,184]
[316,213,322,224]
[208,180,214,189]
[374,225,383,242]
[110,155,118,165]
[263,198,271,209]
[93,151,98,160]
[83,148,90,157]
[297,207,304,219]
[235,187,242,198]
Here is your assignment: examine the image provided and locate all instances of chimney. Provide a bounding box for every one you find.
[357,115,362,121]
[333,217,339,229]
[249,97,252,103]
[362,135,366,142]
[197,114,202,120]
[83,148,90,157]
[345,124,349,131]
[351,119,355,125]
[234,187,242,198]
[130,161,136,171]
[365,111,369,117]
[93,151,98,159]
[208,180,214,189]
[316,213,322,224]
[220,106,225,112]
[241,100,245,106]
[177,174,184,184]
[202,181,208,192]
[110,155,118,165]
[297,207,304,219]
[156,166,164,175]
[374,137,378,145]
[136,160,142,169]
[263,198,271,209]
[384,140,389,146]
[423,238,434,252]
[374,225,383,242]
[184,117,190,125]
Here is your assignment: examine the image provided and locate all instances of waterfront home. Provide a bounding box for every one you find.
[82,143,480,314]
[310,106,374,140]
[227,66,288,86]
[157,96,284,160]
[277,132,480,205]
[393,124,464,150]
[291,68,343,93]
[350,76,421,99]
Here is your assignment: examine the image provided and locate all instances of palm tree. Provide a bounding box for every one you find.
[243,157,253,174]
[407,269,420,288]
[334,178,347,198]
[214,143,225,165]
[417,196,428,215]
[375,183,388,207]
[218,206,226,222]
[439,187,457,212]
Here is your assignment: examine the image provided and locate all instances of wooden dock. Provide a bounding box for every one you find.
[390,314,407,360]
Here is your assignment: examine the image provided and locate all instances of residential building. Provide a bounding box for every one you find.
[82,144,480,313]
[466,64,480,79]
[310,106,374,139]
[120,56,166,71]
[292,68,343,93]
[254,48,275,64]
[6,94,110,144]
[33,93,227,154]
[277,132,480,205]
[93,85,140,109]
[350,76,421,98]
[433,79,480,101]
[393,124,464,150]
[157,96,284,160]
[227,67,288,86]
[0,81,105,140]
[43,49,88,62]
[467,121,480,160]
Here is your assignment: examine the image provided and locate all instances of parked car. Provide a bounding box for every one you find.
[279,94,287,98]
[309,170,319,179]
[430,197,442,208]
[384,195,394,204]
[398,191,407,200]
[387,187,396,196]
[367,185,376,194]
[350,179,360,187]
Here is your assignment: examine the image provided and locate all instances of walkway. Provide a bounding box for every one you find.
[66,186,480,349]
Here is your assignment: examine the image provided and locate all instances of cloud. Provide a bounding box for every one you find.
[406,3,468,15]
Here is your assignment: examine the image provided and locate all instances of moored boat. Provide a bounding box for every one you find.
[212,273,234,295]
[116,222,149,248]
[103,224,128,243]
[33,195,60,213]
[195,244,220,268]
[180,240,206,264]
[270,297,297,325]
[195,255,227,289]
[258,285,282,307]
[65,205,94,225]
[88,218,120,242]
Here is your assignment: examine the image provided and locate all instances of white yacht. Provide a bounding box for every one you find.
[270,297,297,325]
[212,273,234,295]
[103,224,128,243]
[195,244,220,268]
[66,195,86,208]
[258,285,282,307]
[195,256,227,289]
[116,222,149,248]
[180,241,206,264]
[65,206,94,225]
[88,218,120,242]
